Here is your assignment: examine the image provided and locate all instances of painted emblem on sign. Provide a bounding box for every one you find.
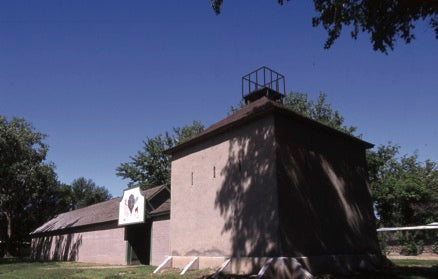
[118,187,145,225]
[127,194,138,213]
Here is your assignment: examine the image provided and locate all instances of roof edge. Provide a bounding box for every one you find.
[30,219,118,236]
[146,184,170,201]
[148,210,170,218]
[165,98,373,155]
[273,103,374,149]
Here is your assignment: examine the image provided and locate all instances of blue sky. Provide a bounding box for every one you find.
[1,1,437,197]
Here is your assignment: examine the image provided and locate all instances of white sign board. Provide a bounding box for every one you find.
[118,187,145,226]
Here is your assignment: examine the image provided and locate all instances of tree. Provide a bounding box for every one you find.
[367,144,438,227]
[173,121,205,145]
[13,164,71,249]
[210,0,438,53]
[69,177,112,210]
[231,91,358,135]
[283,91,357,135]
[0,117,65,256]
[116,121,204,188]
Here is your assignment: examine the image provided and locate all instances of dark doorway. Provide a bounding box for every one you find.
[125,222,151,265]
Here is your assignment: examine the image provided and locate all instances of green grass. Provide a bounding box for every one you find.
[0,261,211,279]
[391,259,438,267]
[0,259,437,279]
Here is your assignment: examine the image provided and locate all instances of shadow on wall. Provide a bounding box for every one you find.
[31,233,83,261]
[214,115,379,271]
[275,118,379,259]
[30,217,84,261]
[276,146,377,256]
[214,118,279,259]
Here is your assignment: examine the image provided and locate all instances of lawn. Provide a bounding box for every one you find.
[0,259,437,278]
[391,259,438,267]
[0,260,211,279]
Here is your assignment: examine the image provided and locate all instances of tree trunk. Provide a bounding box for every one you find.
[4,211,12,257]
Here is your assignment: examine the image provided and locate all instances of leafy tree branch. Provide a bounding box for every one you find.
[210,0,438,53]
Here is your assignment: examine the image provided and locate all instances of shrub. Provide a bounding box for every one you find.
[400,240,424,256]
[377,233,390,255]
[432,242,438,254]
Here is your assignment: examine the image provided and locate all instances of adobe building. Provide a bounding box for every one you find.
[30,185,170,266]
[163,67,382,275]
[31,67,382,276]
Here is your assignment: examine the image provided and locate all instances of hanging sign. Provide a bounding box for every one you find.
[118,186,145,225]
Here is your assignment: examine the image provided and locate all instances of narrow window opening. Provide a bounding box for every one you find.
[238,161,242,172]
[213,166,216,178]
[191,172,193,185]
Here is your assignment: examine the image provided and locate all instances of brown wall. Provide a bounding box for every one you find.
[170,115,280,257]
[275,113,380,256]
[31,223,126,265]
[150,219,170,266]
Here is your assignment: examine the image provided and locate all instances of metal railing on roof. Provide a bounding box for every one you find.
[241,66,286,100]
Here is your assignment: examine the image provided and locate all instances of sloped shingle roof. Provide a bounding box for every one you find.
[31,197,121,235]
[31,185,169,235]
[165,97,373,155]
[150,198,170,216]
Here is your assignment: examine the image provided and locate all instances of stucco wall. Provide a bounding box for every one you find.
[150,219,170,266]
[275,113,380,256]
[170,115,279,257]
[31,223,126,265]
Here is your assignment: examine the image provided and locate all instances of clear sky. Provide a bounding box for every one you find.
[1,1,437,197]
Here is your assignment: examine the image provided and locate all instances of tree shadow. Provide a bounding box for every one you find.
[214,116,279,259]
[214,113,380,273]
[31,233,83,261]
[30,217,84,261]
